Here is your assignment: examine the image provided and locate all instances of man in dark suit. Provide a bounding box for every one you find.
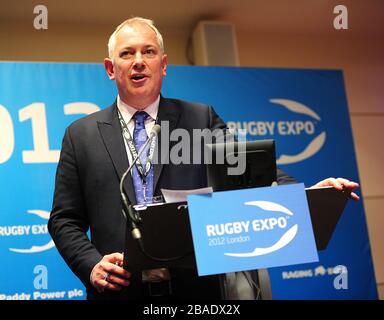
[48,17,360,300]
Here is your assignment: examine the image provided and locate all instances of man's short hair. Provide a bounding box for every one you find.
[107,17,165,59]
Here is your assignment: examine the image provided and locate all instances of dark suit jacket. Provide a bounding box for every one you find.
[48,96,295,300]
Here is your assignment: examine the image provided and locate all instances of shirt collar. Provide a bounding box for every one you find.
[117,95,159,123]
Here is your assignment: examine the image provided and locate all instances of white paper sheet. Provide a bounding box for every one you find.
[161,187,213,203]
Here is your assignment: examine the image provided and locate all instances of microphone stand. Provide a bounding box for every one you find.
[119,124,192,262]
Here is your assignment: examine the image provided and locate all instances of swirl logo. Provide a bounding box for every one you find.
[270,99,326,165]
[224,201,298,257]
[9,210,55,253]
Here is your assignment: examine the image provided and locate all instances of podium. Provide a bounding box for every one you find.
[123,186,349,300]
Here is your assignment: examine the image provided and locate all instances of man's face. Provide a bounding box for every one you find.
[104,24,167,109]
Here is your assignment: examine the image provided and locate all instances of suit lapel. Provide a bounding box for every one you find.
[97,103,136,204]
[153,97,181,193]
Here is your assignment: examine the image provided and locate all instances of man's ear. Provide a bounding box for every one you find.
[104,58,115,80]
[162,54,168,76]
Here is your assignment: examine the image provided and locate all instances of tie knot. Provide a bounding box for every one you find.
[133,111,149,125]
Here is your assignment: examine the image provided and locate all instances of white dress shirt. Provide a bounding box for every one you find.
[117,95,159,167]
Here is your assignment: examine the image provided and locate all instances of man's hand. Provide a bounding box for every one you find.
[90,252,131,292]
[312,177,360,201]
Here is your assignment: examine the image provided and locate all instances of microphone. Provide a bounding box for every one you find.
[119,124,161,240]
[120,124,191,262]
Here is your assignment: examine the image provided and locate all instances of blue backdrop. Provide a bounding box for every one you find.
[0,62,377,299]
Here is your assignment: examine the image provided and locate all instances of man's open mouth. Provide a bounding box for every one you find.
[131,74,147,81]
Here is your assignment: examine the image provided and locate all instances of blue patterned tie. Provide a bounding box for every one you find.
[132,111,154,204]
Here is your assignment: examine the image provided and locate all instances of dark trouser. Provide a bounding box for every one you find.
[87,268,222,300]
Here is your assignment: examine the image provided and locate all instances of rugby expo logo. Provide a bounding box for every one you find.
[224,200,297,257]
[227,98,326,165]
[0,209,54,253]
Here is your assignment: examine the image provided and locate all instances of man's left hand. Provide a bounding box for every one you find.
[312,177,360,201]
